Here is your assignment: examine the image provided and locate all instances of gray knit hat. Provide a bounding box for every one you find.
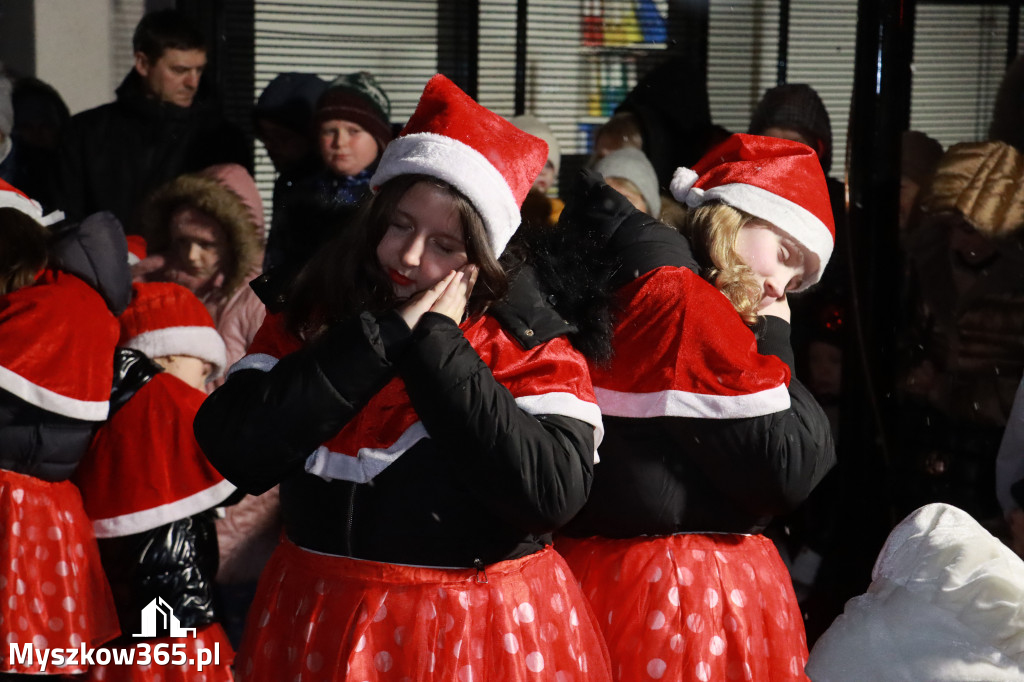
[594,147,661,217]
[0,74,13,139]
[749,83,833,174]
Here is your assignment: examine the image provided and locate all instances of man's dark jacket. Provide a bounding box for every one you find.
[52,70,251,234]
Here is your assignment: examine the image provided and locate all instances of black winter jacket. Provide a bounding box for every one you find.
[559,171,836,538]
[96,349,220,636]
[0,212,131,481]
[195,269,599,568]
[52,70,251,233]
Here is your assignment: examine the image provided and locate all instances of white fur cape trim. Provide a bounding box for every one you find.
[595,384,791,419]
[0,363,109,421]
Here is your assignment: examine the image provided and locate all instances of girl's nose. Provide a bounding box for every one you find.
[764,278,783,300]
[399,235,424,267]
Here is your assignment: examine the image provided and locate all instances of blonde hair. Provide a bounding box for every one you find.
[682,201,763,324]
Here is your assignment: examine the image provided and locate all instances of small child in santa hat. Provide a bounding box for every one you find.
[557,133,837,682]
[0,180,126,676]
[194,74,612,682]
[74,281,237,682]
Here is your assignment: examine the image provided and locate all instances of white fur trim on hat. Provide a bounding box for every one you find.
[122,326,228,380]
[0,188,63,226]
[370,132,521,256]
[679,180,832,287]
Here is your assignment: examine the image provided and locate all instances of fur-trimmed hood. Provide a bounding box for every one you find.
[141,164,264,297]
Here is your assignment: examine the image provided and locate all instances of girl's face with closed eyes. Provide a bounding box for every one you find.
[375,181,470,300]
[734,219,811,309]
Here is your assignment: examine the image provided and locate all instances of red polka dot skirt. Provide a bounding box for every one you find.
[235,540,613,681]
[82,622,235,681]
[558,533,810,682]
[0,468,120,674]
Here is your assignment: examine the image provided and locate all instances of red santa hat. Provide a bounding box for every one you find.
[125,235,148,265]
[370,74,549,256]
[0,178,64,225]
[118,282,227,379]
[669,133,835,288]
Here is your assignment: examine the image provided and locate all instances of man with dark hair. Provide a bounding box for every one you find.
[51,8,251,234]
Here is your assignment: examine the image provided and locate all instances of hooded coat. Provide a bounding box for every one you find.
[0,210,131,480]
[135,163,267,381]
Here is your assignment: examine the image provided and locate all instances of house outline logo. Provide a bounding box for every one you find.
[133,597,197,638]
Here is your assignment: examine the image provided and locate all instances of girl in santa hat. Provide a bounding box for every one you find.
[556,133,837,682]
[0,181,126,675]
[74,281,237,682]
[194,74,612,682]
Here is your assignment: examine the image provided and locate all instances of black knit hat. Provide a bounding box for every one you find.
[314,71,393,153]
[748,83,833,174]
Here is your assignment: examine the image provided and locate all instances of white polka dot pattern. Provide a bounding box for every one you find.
[559,533,811,681]
[1,472,119,675]
[233,542,612,681]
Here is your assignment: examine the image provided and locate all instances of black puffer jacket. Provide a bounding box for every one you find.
[559,171,836,538]
[52,70,251,233]
[195,268,599,568]
[0,211,131,481]
[96,349,220,636]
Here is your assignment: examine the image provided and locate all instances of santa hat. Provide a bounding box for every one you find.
[125,235,148,265]
[370,74,549,256]
[0,178,64,226]
[118,282,227,379]
[670,133,835,288]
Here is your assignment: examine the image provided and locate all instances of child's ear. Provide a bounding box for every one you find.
[203,362,215,381]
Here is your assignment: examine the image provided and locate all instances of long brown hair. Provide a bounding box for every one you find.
[682,201,763,325]
[285,175,508,339]
[0,208,50,296]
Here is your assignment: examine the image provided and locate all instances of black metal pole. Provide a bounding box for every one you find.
[777,0,790,85]
[514,0,528,115]
[438,0,480,100]
[822,0,916,624]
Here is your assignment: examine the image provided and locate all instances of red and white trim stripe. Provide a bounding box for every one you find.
[595,384,791,420]
[306,391,604,484]
[0,363,109,421]
[91,478,237,538]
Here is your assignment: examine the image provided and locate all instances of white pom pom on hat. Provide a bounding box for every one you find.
[670,133,836,289]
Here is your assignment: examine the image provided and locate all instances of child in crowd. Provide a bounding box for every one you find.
[135,163,266,386]
[135,163,273,648]
[0,181,127,676]
[558,134,837,681]
[510,113,564,228]
[194,74,612,681]
[592,146,661,218]
[74,281,236,682]
[265,71,393,277]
